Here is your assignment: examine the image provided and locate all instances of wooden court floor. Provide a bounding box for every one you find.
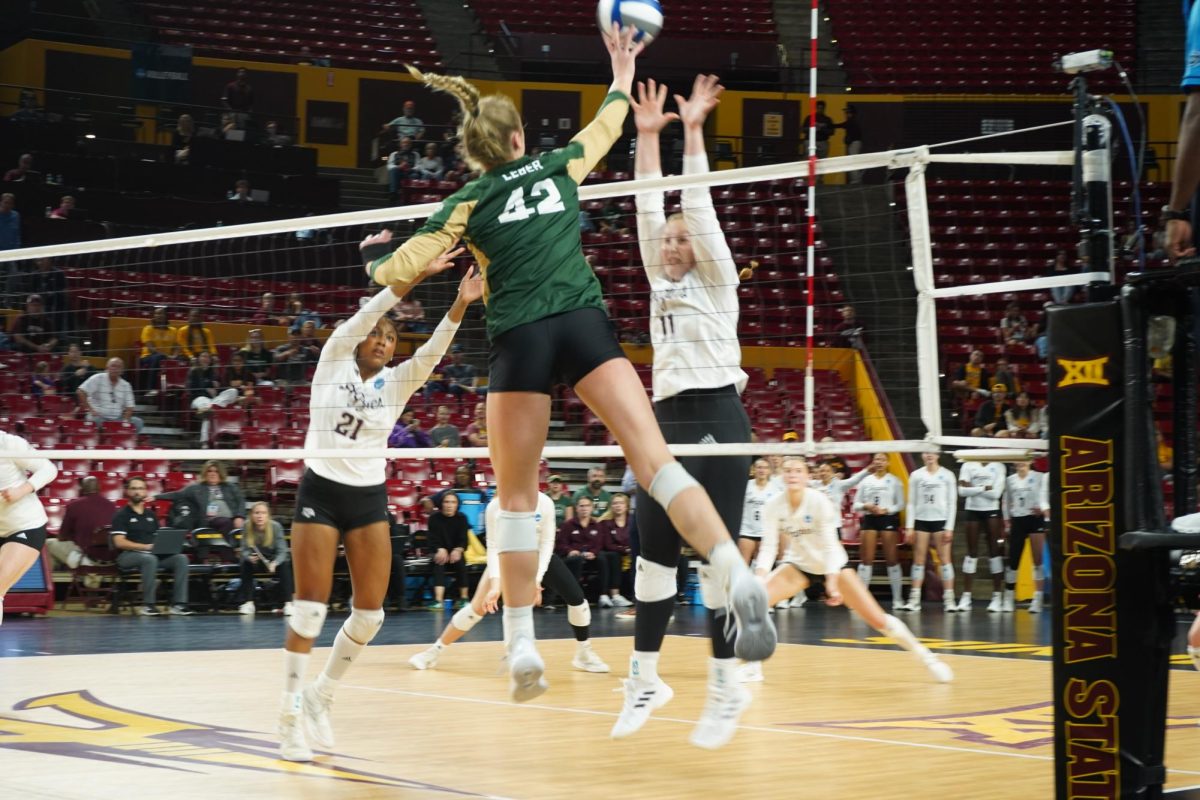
[5,634,1200,799]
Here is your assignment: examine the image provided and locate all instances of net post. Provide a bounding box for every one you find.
[904,151,942,439]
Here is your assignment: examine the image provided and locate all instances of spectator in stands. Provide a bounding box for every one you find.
[426,345,482,398]
[228,178,254,202]
[548,474,573,525]
[78,357,142,432]
[221,68,254,128]
[30,360,55,397]
[382,100,425,144]
[23,257,68,328]
[112,476,194,616]
[803,100,835,162]
[220,112,240,139]
[58,342,94,394]
[223,350,260,407]
[236,501,293,616]
[173,114,196,165]
[1034,301,1052,360]
[0,193,20,251]
[834,304,866,349]
[10,294,59,354]
[272,326,318,385]
[579,208,597,234]
[296,45,331,67]
[1005,390,1044,438]
[298,319,322,352]
[999,302,1035,345]
[47,195,74,220]
[47,475,113,569]
[1048,249,1075,304]
[426,491,471,609]
[556,496,611,602]
[950,348,990,401]
[991,356,1020,395]
[465,400,487,447]
[572,467,612,518]
[975,383,1011,436]
[262,121,292,147]
[413,142,444,180]
[178,307,217,362]
[388,408,433,449]
[386,139,418,199]
[188,350,239,443]
[439,126,461,170]
[158,460,246,535]
[600,491,634,605]
[283,292,321,331]
[422,465,484,514]
[836,105,864,183]
[250,292,275,325]
[4,153,34,182]
[238,328,273,383]
[139,306,177,397]
[393,296,428,333]
[429,404,460,447]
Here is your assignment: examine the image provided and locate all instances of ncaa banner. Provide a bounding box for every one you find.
[131,43,192,104]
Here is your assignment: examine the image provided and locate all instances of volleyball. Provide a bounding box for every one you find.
[596,0,663,44]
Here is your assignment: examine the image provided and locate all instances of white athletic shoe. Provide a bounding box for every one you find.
[508,633,548,703]
[986,592,1003,613]
[1001,590,1015,613]
[727,568,777,662]
[736,661,764,683]
[905,594,922,612]
[599,595,614,608]
[690,683,753,750]
[611,594,633,608]
[66,549,83,569]
[302,685,335,749]
[892,597,907,612]
[238,601,256,615]
[1028,593,1044,614]
[790,594,808,608]
[610,676,674,739]
[774,598,790,611]
[922,654,954,683]
[278,709,313,762]
[943,591,956,612]
[571,643,610,673]
[955,593,973,613]
[409,646,441,670]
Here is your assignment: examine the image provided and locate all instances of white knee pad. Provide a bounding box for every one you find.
[567,602,591,627]
[634,556,678,603]
[961,556,978,575]
[698,565,727,610]
[288,599,328,640]
[492,510,538,552]
[911,564,925,583]
[1005,568,1018,585]
[648,462,700,512]
[343,607,385,644]
[857,563,873,585]
[989,556,1005,575]
[451,605,482,632]
[940,563,954,582]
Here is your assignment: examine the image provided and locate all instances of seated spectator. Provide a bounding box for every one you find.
[413,142,444,180]
[392,297,428,333]
[382,100,425,144]
[58,342,95,394]
[48,195,75,220]
[975,383,1011,435]
[10,294,59,354]
[236,501,293,616]
[572,467,613,518]
[834,304,866,349]
[387,138,417,198]
[239,328,273,383]
[228,178,253,202]
[1004,390,1044,438]
[422,466,486,529]
[111,476,194,616]
[250,292,275,325]
[547,474,574,525]
[426,491,471,609]
[78,357,143,432]
[465,401,488,447]
[556,496,612,600]
[426,345,483,398]
[139,305,178,396]
[177,307,217,362]
[991,357,1020,395]
[4,153,34,182]
[283,292,321,331]
[188,350,239,443]
[0,193,20,252]
[30,360,56,397]
[173,114,195,165]
[298,319,323,352]
[157,460,246,535]
[599,491,634,606]
[429,404,461,447]
[1049,249,1075,305]
[388,409,433,448]
[224,351,259,404]
[46,475,113,569]
[272,327,318,385]
[262,120,292,147]
[999,302,1035,345]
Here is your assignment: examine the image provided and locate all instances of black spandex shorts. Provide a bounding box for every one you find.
[1009,515,1046,536]
[965,509,1002,523]
[861,513,900,532]
[912,519,948,534]
[2,525,47,551]
[295,469,389,533]
[488,306,626,394]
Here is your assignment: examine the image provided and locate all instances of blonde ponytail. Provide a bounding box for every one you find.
[405,64,522,172]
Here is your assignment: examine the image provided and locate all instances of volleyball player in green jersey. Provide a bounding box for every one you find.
[361,26,775,705]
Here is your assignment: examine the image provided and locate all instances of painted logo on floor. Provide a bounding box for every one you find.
[0,690,481,793]
[790,702,1199,750]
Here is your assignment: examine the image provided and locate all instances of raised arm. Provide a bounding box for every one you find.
[677,74,736,286]
[631,79,676,275]
[364,197,474,288]
[564,26,643,184]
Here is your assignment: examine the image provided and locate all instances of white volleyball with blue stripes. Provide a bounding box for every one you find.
[596,0,663,44]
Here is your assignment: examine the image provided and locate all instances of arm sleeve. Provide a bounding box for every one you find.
[905,475,916,524]
[426,516,446,550]
[943,472,958,530]
[958,468,983,497]
[366,193,474,287]
[15,450,57,491]
[565,91,630,184]
[851,485,866,513]
[680,152,738,286]
[272,521,289,564]
[819,502,846,574]
[386,312,463,416]
[1038,472,1049,511]
[635,168,667,281]
[840,469,870,491]
[982,465,1005,502]
[139,325,154,358]
[885,476,904,514]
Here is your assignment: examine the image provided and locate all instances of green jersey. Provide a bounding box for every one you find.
[369,91,630,341]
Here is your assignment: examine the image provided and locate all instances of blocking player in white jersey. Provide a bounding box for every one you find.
[904,452,958,612]
[0,431,57,627]
[408,494,610,673]
[751,457,952,684]
[277,251,481,763]
[852,453,906,610]
[1002,459,1048,614]
[957,458,1007,612]
[739,458,782,565]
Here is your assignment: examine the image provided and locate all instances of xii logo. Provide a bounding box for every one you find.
[1056,357,1110,389]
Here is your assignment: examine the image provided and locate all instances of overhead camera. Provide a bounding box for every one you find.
[1054,49,1114,75]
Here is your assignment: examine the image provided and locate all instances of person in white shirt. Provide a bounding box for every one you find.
[1002,459,1048,614]
[612,74,768,751]
[77,358,143,432]
[277,248,480,764]
[0,431,58,626]
[788,460,868,610]
[739,458,782,565]
[408,494,609,674]
[904,452,958,612]
[852,453,907,610]
[957,458,1007,612]
[749,457,951,684]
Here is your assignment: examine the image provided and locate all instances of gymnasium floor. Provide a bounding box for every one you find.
[4,604,1200,799]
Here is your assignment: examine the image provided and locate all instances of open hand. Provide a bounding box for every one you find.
[1167,219,1196,263]
[602,22,645,96]
[424,241,467,280]
[675,73,723,129]
[0,482,33,504]
[630,79,678,135]
[457,264,484,304]
[483,581,500,613]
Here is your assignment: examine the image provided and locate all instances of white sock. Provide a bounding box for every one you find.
[631,650,660,683]
[709,656,736,689]
[887,564,903,601]
[283,649,309,700]
[880,614,931,659]
[318,627,366,690]
[503,605,534,649]
[706,540,744,584]
[857,563,872,586]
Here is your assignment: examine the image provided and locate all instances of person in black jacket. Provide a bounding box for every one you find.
[426,491,471,609]
[157,460,246,534]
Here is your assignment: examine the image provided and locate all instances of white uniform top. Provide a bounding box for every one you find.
[739,479,783,539]
[305,286,460,486]
[78,373,136,417]
[0,432,58,537]
[852,472,905,514]
[756,488,846,575]
[958,461,1006,511]
[636,152,747,401]
[809,469,868,512]
[485,493,556,584]
[906,466,958,529]
[1003,471,1048,519]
